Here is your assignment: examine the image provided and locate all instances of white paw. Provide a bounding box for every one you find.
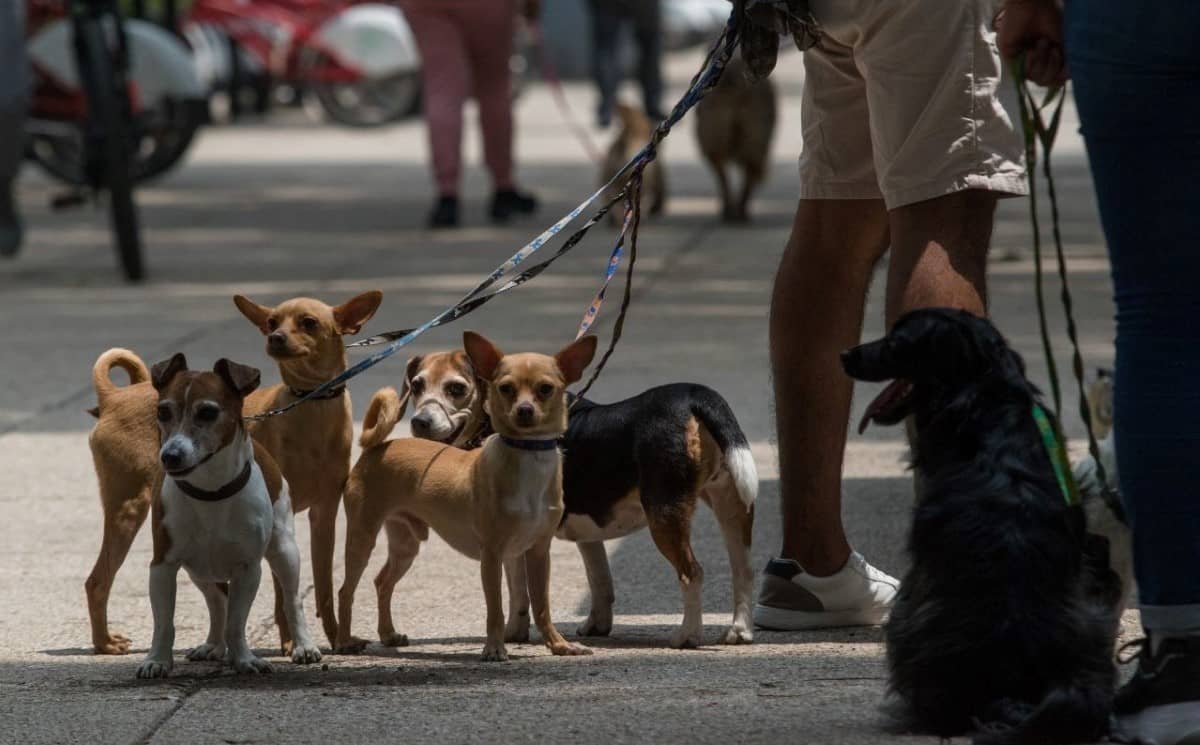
[187,642,225,661]
[720,625,753,645]
[228,653,272,674]
[290,643,322,665]
[577,612,612,637]
[136,658,172,679]
[669,627,704,650]
[481,642,509,662]
[550,641,593,657]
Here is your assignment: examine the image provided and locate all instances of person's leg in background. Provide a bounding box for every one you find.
[0,0,28,256]
[401,3,470,228]
[631,0,665,121]
[1068,3,1200,743]
[457,0,537,223]
[588,0,623,128]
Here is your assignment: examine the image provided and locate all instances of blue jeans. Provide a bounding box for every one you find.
[1067,2,1200,631]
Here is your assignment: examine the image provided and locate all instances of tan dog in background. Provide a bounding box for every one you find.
[337,331,597,661]
[695,55,777,222]
[601,103,666,225]
[85,291,381,654]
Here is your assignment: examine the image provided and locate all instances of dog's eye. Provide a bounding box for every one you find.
[498,383,516,398]
[156,403,172,423]
[446,382,467,398]
[194,404,220,424]
[410,378,425,395]
[301,317,320,333]
[537,383,555,399]
[267,317,280,332]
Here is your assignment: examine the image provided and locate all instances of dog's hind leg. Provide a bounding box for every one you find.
[86,484,151,654]
[335,495,385,654]
[374,515,423,647]
[576,541,615,637]
[645,499,705,648]
[265,499,322,664]
[703,477,755,644]
[185,575,228,662]
[503,555,531,643]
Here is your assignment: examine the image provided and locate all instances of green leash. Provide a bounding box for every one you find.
[1032,403,1080,507]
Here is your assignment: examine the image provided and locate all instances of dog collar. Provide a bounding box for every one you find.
[288,384,346,400]
[1032,403,1080,507]
[174,460,253,502]
[499,435,560,452]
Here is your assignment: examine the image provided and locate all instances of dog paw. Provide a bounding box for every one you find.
[720,625,753,645]
[187,642,225,661]
[136,658,172,679]
[96,634,133,655]
[504,620,530,644]
[334,636,370,655]
[229,654,272,675]
[549,641,593,657]
[379,632,410,648]
[576,614,612,637]
[279,639,294,657]
[290,643,322,665]
[669,628,703,650]
[480,642,509,662]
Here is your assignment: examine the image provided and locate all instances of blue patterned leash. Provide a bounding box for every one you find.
[245,15,741,422]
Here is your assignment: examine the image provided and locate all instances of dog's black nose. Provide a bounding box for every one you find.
[515,403,536,425]
[268,331,287,349]
[411,412,432,434]
[160,449,183,470]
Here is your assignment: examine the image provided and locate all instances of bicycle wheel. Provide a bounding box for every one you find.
[76,15,144,281]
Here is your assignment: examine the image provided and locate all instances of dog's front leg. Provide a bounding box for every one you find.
[576,541,614,637]
[224,562,270,674]
[136,563,179,678]
[266,509,322,665]
[503,556,530,643]
[307,497,341,649]
[480,550,508,661]
[526,538,592,657]
[184,575,228,661]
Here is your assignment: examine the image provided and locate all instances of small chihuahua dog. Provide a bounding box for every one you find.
[338,332,597,661]
[138,355,321,678]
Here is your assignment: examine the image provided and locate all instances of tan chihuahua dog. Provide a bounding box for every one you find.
[338,331,597,661]
[85,291,382,655]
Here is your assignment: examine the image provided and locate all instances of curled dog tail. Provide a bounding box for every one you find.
[359,386,404,449]
[974,684,1111,745]
[90,348,150,417]
[689,385,757,510]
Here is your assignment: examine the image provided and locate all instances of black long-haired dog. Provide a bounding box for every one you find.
[842,308,1120,744]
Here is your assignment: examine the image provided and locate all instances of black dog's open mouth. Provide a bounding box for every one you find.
[858,379,914,434]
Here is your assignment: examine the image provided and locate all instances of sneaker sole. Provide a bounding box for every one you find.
[753,603,889,631]
[1119,702,1200,745]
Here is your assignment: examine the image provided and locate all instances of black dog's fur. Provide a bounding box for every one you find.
[842,309,1119,744]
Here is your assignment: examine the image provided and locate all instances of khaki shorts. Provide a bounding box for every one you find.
[799,0,1027,209]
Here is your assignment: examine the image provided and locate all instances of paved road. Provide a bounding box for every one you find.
[0,48,1136,744]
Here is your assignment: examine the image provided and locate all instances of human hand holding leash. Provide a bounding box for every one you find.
[996,0,1068,86]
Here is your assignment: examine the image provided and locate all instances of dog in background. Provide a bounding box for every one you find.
[339,332,598,661]
[85,291,382,655]
[361,352,758,649]
[138,355,321,678]
[694,55,776,223]
[601,103,666,225]
[844,309,1119,744]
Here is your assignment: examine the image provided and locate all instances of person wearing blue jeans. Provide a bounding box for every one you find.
[587,0,664,127]
[1001,2,1200,743]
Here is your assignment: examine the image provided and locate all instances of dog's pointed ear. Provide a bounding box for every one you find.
[213,359,261,398]
[151,353,188,392]
[233,295,273,335]
[555,335,598,385]
[398,355,423,417]
[463,331,503,382]
[333,290,383,336]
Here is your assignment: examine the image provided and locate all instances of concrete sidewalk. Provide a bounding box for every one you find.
[0,48,1135,744]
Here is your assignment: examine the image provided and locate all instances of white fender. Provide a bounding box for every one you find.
[314,3,420,79]
[28,18,204,105]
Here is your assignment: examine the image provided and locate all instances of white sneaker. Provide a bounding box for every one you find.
[753,552,899,630]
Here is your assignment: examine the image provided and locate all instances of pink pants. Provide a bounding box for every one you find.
[400,0,516,196]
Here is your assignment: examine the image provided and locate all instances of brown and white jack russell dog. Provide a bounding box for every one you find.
[338,331,598,661]
[86,291,382,655]
[138,354,322,678]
